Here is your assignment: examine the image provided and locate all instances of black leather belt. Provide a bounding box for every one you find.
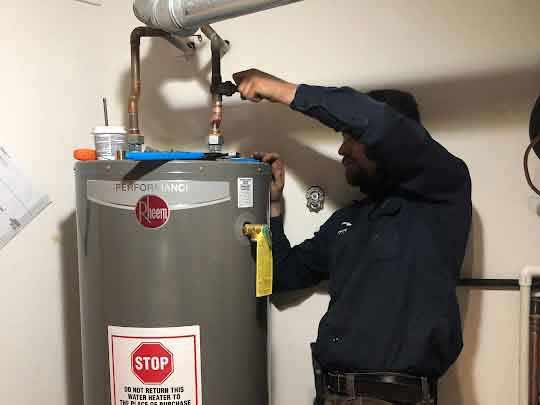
[324,371,436,404]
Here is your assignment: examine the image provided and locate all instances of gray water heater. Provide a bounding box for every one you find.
[75,159,271,405]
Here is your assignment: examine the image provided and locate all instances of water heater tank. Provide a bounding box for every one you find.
[75,159,271,405]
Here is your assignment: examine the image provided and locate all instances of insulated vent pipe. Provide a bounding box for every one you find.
[133,0,302,34]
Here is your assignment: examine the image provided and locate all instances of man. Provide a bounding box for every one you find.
[233,69,472,405]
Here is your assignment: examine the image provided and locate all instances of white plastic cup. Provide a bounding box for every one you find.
[93,126,128,160]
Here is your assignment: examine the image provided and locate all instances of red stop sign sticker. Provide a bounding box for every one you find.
[135,195,170,229]
[131,342,174,384]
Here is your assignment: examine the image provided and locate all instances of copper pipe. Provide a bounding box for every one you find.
[530,298,540,405]
[128,28,197,149]
[129,27,172,139]
[205,25,225,133]
[209,36,223,135]
[201,25,229,151]
[210,96,223,133]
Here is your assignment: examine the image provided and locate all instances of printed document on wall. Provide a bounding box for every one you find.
[0,146,51,249]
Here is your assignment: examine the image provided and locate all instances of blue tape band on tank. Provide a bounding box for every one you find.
[126,151,205,160]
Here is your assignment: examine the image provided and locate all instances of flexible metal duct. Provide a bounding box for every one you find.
[133,0,302,34]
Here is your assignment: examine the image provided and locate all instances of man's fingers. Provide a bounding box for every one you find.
[262,153,280,163]
[272,163,284,185]
[252,152,281,164]
[243,83,265,103]
[251,150,285,203]
[263,153,282,163]
[233,69,258,86]
[237,82,257,102]
[237,81,249,97]
[232,70,249,85]
[234,69,268,103]
[242,82,255,100]
[252,152,268,161]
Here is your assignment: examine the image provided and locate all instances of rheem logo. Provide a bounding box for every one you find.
[135,195,170,229]
[131,342,174,384]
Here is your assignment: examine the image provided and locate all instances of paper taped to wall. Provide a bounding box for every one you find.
[0,146,51,250]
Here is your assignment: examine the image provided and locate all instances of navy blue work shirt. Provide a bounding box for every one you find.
[271,84,472,378]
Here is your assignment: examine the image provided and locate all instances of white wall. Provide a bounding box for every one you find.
[1,2,106,404]
[2,1,540,404]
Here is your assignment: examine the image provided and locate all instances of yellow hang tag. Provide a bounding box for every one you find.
[243,224,273,297]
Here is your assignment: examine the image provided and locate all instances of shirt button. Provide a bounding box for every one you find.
[332,336,341,343]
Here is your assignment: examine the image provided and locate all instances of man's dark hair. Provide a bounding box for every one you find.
[367,89,421,124]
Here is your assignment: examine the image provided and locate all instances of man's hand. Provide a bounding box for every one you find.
[253,152,284,217]
[233,69,298,105]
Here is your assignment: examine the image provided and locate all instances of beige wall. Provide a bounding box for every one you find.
[2,1,540,404]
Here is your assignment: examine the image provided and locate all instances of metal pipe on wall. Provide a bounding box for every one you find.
[458,278,540,289]
[520,267,540,405]
[530,298,540,405]
[133,0,302,34]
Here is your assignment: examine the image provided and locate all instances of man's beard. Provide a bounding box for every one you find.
[345,165,384,193]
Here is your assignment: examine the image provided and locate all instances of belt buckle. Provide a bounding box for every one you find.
[420,377,435,405]
[336,373,356,397]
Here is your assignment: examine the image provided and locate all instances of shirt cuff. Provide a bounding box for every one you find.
[270,215,284,234]
[290,84,327,112]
